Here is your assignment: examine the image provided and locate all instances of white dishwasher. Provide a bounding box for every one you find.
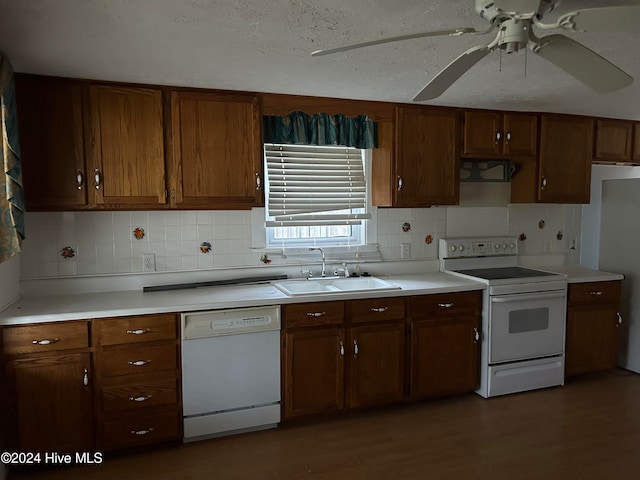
[181,305,281,442]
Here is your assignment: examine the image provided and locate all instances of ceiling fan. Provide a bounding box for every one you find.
[311,0,640,101]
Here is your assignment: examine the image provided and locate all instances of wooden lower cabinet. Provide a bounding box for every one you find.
[93,313,182,451]
[1,321,93,453]
[409,291,482,400]
[565,281,622,377]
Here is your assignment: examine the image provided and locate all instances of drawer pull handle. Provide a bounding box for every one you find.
[130,428,154,436]
[437,303,454,308]
[339,341,345,357]
[590,291,603,296]
[473,327,480,343]
[126,328,151,335]
[353,339,359,357]
[617,312,623,327]
[128,360,150,367]
[83,368,89,387]
[371,307,389,313]
[306,312,326,317]
[129,395,153,402]
[32,338,59,345]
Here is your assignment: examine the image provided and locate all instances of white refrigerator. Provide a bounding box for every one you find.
[599,178,640,373]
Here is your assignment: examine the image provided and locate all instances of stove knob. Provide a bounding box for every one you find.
[458,245,465,252]
[509,242,516,250]
[494,243,501,250]
[449,245,457,253]
[502,243,508,249]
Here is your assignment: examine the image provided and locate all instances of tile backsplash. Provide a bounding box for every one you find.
[20,204,581,279]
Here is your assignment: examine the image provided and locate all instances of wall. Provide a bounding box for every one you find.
[582,165,640,269]
[19,204,580,282]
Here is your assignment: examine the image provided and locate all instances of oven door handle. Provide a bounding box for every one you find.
[491,291,566,303]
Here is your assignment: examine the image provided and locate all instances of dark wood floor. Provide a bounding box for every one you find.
[10,370,640,480]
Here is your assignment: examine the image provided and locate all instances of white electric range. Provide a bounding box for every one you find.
[440,236,568,398]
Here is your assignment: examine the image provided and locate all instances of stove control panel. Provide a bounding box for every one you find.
[440,236,518,258]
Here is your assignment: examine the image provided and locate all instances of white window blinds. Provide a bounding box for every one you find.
[264,144,369,227]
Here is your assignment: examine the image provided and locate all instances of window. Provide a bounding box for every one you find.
[264,143,369,247]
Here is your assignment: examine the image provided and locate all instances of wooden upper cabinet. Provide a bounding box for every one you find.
[462,110,537,157]
[594,119,633,161]
[89,85,167,206]
[170,91,263,209]
[15,75,87,210]
[538,114,593,204]
[394,106,460,207]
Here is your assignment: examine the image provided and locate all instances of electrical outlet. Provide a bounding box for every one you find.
[142,253,156,272]
[401,243,411,259]
[543,239,553,253]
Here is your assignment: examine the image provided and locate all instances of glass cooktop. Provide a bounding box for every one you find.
[453,267,558,280]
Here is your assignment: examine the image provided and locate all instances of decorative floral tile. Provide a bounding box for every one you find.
[133,227,145,240]
[200,241,212,254]
[519,233,527,241]
[538,220,545,229]
[556,231,563,240]
[260,254,272,264]
[402,222,411,232]
[425,235,433,245]
[60,246,75,259]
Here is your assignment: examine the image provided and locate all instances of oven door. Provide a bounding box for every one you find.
[489,290,566,364]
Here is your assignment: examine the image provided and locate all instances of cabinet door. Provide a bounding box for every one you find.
[410,315,479,400]
[9,352,93,452]
[395,106,460,206]
[565,306,619,376]
[504,113,538,156]
[283,328,345,419]
[348,323,405,409]
[538,115,593,204]
[462,111,502,156]
[594,119,632,161]
[170,91,262,208]
[15,75,87,209]
[89,85,167,206]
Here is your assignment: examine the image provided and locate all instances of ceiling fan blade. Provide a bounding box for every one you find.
[413,45,492,101]
[311,27,479,57]
[492,0,541,13]
[563,6,640,32]
[532,34,633,93]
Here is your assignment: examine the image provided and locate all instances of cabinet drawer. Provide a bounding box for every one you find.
[349,297,405,323]
[102,411,181,451]
[102,378,178,414]
[284,301,345,328]
[96,314,177,346]
[569,281,621,305]
[100,344,178,377]
[410,291,482,318]
[2,321,89,355]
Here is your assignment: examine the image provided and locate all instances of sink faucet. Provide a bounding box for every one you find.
[308,247,326,277]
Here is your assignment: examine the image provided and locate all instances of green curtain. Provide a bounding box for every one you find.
[263,111,377,149]
[0,53,24,264]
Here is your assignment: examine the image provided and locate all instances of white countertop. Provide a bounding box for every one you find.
[0,273,484,326]
[536,265,624,283]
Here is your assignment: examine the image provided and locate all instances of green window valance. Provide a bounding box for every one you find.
[263,111,377,149]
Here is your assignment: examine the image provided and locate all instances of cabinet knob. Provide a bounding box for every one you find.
[339,341,345,357]
[473,327,480,343]
[495,131,502,143]
[32,338,59,345]
[506,131,512,142]
[353,339,359,357]
[129,394,153,402]
[76,170,84,190]
[128,360,150,366]
[126,328,151,335]
[371,306,389,313]
[540,176,547,190]
[83,368,89,387]
[397,176,403,191]
[617,312,623,327]
[256,173,261,190]
[94,168,102,190]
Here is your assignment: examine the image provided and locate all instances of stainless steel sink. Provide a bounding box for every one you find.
[273,276,400,296]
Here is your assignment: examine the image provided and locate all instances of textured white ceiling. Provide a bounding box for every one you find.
[1,0,639,119]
